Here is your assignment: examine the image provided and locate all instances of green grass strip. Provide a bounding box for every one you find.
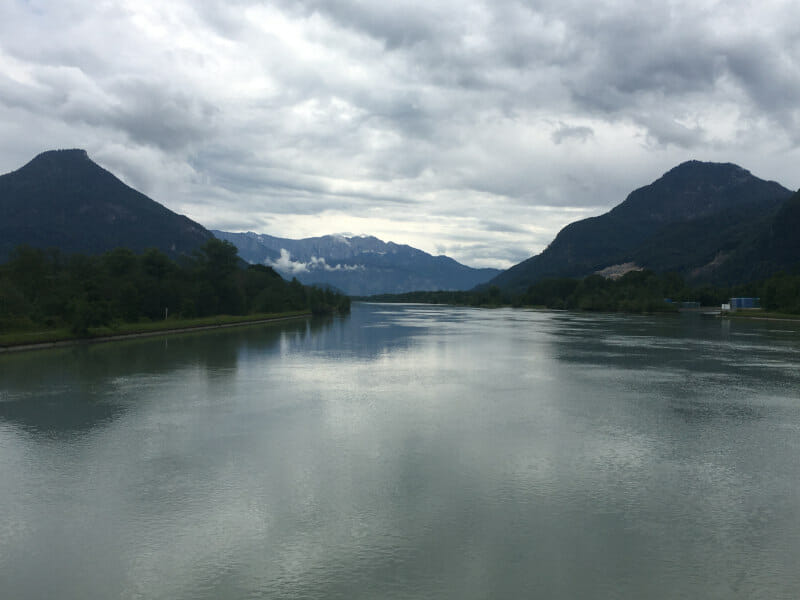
[0,311,311,349]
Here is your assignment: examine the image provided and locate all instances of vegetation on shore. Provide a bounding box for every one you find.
[0,239,350,343]
[364,269,800,315]
[0,310,311,349]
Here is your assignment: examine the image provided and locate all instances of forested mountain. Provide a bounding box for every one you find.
[0,149,212,261]
[710,189,800,283]
[490,161,795,290]
[214,231,501,296]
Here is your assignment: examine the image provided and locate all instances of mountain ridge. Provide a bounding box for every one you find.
[489,160,794,290]
[214,230,501,296]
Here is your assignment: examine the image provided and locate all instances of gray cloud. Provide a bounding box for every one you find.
[551,123,594,145]
[1,0,799,269]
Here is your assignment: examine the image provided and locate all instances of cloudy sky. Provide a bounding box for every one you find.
[1,0,799,268]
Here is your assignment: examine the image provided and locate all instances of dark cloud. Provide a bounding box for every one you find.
[480,221,533,235]
[106,81,218,150]
[0,73,59,113]
[54,80,219,151]
[551,123,594,145]
[277,1,447,49]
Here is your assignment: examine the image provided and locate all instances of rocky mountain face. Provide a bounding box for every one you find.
[214,231,501,295]
[490,161,795,290]
[0,149,212,261]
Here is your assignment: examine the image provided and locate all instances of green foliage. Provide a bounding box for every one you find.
[308,285,352,316]
[368,269,800,316]
[365,270,756,314]
[0,239,350,338]
[760,272,800,313]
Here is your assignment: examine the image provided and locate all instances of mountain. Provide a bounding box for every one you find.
[213,231,501,295]
[708,189,800,283]
[0,149,212,261]
[490,161,794,290]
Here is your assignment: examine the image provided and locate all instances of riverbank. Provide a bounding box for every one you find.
[721,310,800,322]
[0,310,312,354]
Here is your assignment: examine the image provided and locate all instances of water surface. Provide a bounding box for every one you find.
[1,304,799,599]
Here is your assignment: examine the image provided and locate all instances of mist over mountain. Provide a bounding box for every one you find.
[214,231,501,296]
[0,149,212,261]
[490,161,796,290]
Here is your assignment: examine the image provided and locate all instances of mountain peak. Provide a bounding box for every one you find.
[35,148,89,158]
[611,159,781,224]
[28,148,91,165]
[0,149,212,260]
[16,149,96,178]
[490,160,793,290]
[658,160,755,187]
[670,159,746,172]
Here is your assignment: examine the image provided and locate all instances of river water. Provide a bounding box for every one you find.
[1,303,799,599]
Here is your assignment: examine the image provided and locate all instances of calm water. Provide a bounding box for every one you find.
[1,303,799,599]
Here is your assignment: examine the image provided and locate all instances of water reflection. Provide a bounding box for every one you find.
[543,311,800,424]
[0,316,336,435]
[1,304,799,600]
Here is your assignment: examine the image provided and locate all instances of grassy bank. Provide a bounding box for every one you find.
[0,310,311,350]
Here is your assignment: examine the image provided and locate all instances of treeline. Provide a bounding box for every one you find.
[365,269,800,314]
[760,271,800,313]
[0,239,350,334]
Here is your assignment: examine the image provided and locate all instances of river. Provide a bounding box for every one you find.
[1,303,799,599]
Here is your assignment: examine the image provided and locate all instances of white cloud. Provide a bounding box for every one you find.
[308,256,364,272]
[266,248,365,274]
[266,248,309,274]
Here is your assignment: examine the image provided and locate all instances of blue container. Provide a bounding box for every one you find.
[730,297,760,309]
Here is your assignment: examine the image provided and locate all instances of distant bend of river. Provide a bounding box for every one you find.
[1,303,799,600]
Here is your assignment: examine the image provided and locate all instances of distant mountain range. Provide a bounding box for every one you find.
[213,231,501,296]
[490,161,798,290]
[0,149,212,261]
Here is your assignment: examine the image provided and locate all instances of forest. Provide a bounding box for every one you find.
[0,239,350,336]
[365,269,800,314]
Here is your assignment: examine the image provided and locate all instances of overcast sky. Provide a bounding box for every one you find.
[1,0,799,268]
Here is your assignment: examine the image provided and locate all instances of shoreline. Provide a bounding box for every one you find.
[719,310,800,323]
[0,312,312,354]
[723,314,800,323]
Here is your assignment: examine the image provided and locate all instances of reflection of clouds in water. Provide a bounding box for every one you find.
[2,304,800,598]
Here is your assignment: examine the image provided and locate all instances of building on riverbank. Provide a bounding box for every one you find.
[729,297,760,310]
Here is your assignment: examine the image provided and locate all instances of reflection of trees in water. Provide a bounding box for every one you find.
[544,312,800,424]
[0,304,434,436]
[0,388,125,435]
[289,303,423,360]
[0,316,337,436]
[549,313,800,380]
